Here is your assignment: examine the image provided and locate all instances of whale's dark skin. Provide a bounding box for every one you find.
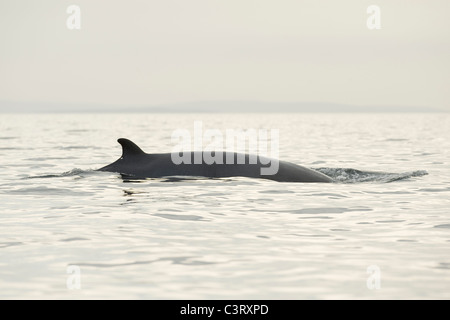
[98,138,333,183]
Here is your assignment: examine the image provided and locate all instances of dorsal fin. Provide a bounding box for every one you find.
[117,138,145,157]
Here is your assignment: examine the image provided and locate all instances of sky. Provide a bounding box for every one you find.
[0,0,449,112]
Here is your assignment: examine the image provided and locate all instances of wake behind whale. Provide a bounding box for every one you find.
[314,167,428,183]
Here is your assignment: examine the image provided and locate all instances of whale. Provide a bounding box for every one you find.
[98,138,333,183]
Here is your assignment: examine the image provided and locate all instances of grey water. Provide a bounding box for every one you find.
[0,113,449,299]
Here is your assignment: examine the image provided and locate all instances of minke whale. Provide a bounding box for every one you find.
[98,138,333,183]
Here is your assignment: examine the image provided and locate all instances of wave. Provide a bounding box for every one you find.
[314,168,428,183]
[24,168,96,179]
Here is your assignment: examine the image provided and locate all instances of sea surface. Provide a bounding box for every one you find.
[0,112,449,299]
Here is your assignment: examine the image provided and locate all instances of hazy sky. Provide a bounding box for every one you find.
[0,0,449,111]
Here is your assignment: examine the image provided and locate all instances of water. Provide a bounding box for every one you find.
[0,113,449,299]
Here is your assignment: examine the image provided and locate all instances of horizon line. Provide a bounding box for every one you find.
[0,100,447,113]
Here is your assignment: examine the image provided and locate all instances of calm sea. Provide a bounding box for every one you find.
[0,113,449,299]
